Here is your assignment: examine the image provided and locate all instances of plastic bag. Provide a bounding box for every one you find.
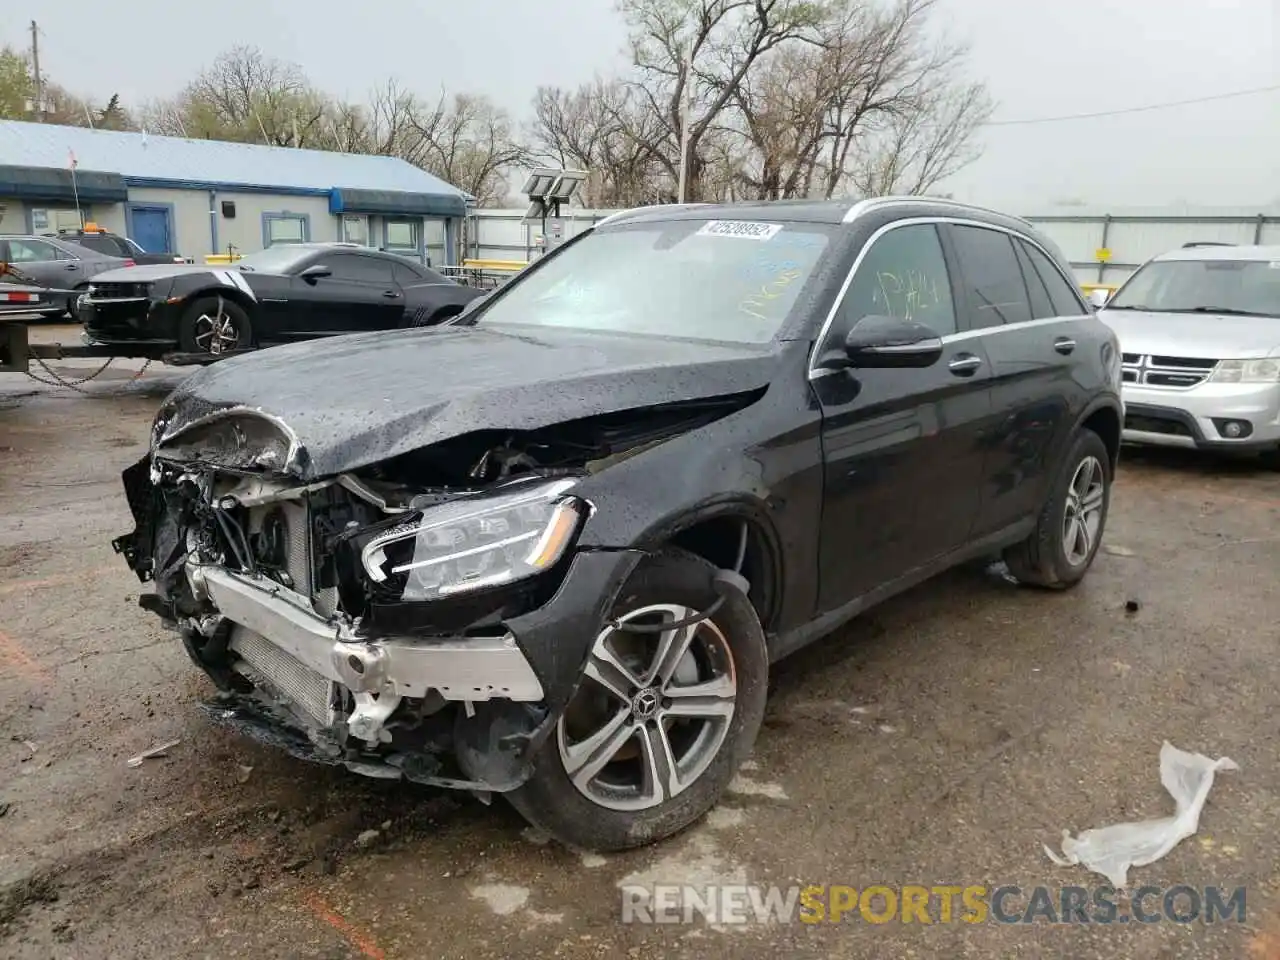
[1043,741,1240,889]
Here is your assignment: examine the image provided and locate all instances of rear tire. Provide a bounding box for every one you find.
[1003,428,1111,589]
[178,296,253,355]
[507,549,768,852]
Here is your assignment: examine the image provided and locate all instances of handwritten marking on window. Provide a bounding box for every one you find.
[739,268,803,321]
[871,269,945,321]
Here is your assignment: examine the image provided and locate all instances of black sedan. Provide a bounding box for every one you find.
[80,243,485,358]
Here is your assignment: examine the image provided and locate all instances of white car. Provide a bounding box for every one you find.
[1096,244,1280,464]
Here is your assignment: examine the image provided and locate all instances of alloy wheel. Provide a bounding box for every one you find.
[193,308,241,355]
[556,603,738,812]
[1062,455,1106,566]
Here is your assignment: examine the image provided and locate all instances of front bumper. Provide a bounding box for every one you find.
[82,298,180,349]
[171,550,641,790]
[1121,381,1280,450]
[201,564,545,707]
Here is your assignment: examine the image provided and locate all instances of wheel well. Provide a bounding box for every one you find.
[1082,405,1121,471]
[187,287,255,315]
[668,515,777,629]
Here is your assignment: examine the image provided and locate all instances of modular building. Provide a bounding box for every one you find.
[0,120,470,265]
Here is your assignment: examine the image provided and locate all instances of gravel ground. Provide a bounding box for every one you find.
[2,336,1278,959]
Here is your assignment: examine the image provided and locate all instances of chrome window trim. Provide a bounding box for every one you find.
[808,214,1091,381]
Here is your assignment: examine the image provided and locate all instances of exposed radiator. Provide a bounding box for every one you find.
[229,626,334,727]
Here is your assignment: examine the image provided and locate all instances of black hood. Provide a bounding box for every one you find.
[93,264,234,283]
[157,324,779,480]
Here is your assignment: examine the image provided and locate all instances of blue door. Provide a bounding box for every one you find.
[129,206,172,254]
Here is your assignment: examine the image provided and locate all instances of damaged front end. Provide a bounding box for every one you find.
[113,395,750,794]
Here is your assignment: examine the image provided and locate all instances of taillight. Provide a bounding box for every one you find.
[121,259,136,267]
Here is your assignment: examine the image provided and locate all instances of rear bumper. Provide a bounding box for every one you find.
[1121,382,1280,451]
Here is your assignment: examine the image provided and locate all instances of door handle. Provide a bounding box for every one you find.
[382,290,401,299]
[64,263,79,270]
[1054,337,1076,355]
[948,354,983,376]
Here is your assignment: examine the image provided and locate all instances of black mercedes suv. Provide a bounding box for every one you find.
[114,197,1124,852]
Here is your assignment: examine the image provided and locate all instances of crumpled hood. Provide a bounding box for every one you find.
[1098,309,1280,359]
[156,324,779,479]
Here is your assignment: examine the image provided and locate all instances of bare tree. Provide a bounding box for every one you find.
[844,79,992,196]
[813,0,992,197]
[621,0,831,200]
[410,92,528,205]
[720,0,991,199]
[529,80,667,206]
[142,46,328,146]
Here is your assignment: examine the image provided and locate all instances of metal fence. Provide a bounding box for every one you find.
[1022,210,1280,287]
[459,205,1280,291]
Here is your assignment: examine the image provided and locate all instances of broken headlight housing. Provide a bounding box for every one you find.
[360,478,583,601]
[154,413,294,472]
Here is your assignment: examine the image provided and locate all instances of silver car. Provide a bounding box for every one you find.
[0,234,132,319]
[1096,244,1280,463]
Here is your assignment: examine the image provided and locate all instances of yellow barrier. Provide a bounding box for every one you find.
[205,253,243,264]
[461,258,528,272]
[1081,282,1118,295]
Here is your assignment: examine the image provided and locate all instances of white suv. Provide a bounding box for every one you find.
[1097,244,1280,464]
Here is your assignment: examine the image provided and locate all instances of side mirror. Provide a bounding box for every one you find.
[819,315,944,370]
[299,264,331,282]
[1087,288,1110,309]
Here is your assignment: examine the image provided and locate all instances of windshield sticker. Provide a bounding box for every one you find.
[697,220,783,241]
[1270,261,1280,269]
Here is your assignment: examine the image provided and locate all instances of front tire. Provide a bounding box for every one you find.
[178,296,253,355]
[1003,428,1111,589]
[507,549,768,852]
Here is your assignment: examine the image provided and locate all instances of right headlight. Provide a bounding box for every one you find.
[1208,359,1280,384]
[360,478,584,601]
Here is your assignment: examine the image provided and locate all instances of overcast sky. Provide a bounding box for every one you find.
[3,0,1277,210]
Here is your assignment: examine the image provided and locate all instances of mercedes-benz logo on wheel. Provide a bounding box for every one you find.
[630,687,661,721]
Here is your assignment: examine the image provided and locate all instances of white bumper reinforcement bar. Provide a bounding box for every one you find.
[198,565,545,703]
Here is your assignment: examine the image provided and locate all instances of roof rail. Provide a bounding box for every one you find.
[1181,241,1234,248]
[595,202,710,228]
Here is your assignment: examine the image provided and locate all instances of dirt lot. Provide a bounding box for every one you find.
[2,333,1279,959]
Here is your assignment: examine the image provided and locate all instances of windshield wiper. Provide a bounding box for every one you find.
[1182,306,1271,317]
[1101,304,1151,311]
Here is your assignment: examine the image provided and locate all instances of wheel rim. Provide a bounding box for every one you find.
[556,603,737,812]
[193,311,241,355]
[1063,455,1106,566]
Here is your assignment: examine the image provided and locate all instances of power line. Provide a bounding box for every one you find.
[984,82,1280,127]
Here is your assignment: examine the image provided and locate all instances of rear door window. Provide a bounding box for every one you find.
[1014,242,1056,320]
[1020,240,1086,316]
[949,225,1033,329]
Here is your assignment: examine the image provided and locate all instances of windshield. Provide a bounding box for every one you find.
[473,219,834,343]
[235,246,313,273]
[1108,258,1280,317]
